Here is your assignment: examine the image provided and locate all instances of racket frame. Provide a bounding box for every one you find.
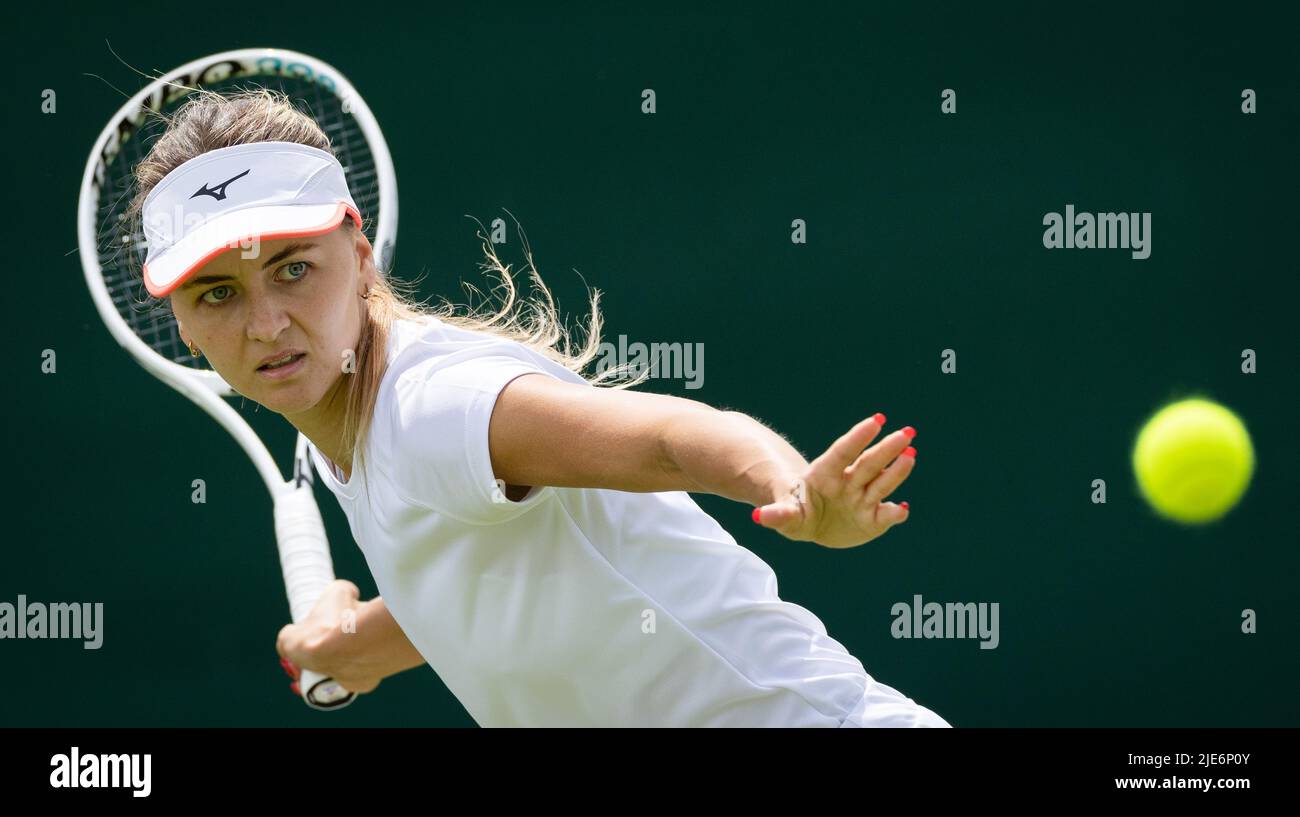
[77,47,399,711]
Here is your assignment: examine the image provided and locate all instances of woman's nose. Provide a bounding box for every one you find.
[245,296,290,344]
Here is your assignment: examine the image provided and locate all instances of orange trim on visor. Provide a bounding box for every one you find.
[142,203,363,298]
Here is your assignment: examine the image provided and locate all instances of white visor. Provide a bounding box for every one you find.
[141,141,361,297]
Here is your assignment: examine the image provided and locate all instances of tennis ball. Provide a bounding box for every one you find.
[1132,398,1254,524]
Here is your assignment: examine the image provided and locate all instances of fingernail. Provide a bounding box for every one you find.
[279,658,297,679]
[290,681,301,696]
[902,446,917,458]
[902,426,917,440]
[872,412,886,426]
[751,507,762,524]
[900,501,909,511]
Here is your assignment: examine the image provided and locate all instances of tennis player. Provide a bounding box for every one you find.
[132,89,949,727]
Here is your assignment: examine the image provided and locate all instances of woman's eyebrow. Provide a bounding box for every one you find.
[183,274,235,289]
[259,241,317,270]
[179,242,320,291]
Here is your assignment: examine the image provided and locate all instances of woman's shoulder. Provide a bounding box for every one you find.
[390,320,568,378]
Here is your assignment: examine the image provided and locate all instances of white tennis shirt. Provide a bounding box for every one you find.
[309,316,949,727]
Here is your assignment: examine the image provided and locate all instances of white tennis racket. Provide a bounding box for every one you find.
[77,48,398,710]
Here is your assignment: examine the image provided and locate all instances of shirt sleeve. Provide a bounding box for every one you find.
[389,350,558,525]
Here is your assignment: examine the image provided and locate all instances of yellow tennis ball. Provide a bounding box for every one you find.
[1132,398,1254,524]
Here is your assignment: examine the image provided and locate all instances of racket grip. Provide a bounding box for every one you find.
[273,485,357,710]
[299,668,354,710]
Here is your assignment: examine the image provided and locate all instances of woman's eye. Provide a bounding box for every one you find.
[278,261,311,281]
[201,285,233,305]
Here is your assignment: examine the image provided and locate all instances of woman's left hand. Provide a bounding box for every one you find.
[752,413,916,549]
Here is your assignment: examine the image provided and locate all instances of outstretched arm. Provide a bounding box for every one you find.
[489,375,917,548]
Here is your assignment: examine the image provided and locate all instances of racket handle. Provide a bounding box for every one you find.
[299,669,354,709]
[273,485,357,711]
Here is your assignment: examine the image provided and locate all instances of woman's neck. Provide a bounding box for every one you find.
[286,374,354,480]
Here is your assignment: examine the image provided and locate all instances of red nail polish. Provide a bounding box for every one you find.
[290,681,301,696]
[752,507,762,524]
[902,426,917,440]
[279,658,296,679]
[900,501,909,510]
[873,412,886,426]
[902,446,917,458]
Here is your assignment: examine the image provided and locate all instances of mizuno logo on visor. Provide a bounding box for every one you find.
[190,169,251,201]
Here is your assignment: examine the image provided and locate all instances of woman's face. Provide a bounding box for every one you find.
[172,225,375,417]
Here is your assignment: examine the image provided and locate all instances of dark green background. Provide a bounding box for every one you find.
[5,2,1296,726]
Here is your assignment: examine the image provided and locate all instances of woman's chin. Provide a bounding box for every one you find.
[247,381,326,416]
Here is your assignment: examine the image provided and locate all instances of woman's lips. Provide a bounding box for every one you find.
[256,353,307,380]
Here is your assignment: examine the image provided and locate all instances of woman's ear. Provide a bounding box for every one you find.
[353,230,378,296]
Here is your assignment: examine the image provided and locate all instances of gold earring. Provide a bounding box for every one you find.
[360,287,372,300]
[188,341,200,358]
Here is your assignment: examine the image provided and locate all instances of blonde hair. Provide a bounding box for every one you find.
[127,88,651,479]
